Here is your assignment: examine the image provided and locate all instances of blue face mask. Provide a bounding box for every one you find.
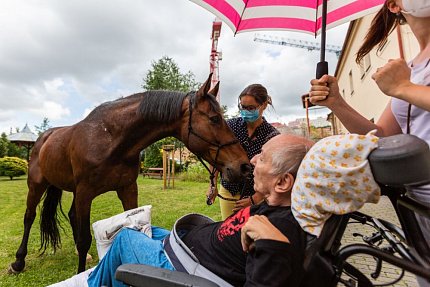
[240,109,260,123]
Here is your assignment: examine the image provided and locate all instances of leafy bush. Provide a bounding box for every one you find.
[144,142,163,168]
[177,161,210,183]
[0,156,28,180]
[144,137,183,169]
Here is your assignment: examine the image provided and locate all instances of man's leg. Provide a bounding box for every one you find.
[87,227,173,287]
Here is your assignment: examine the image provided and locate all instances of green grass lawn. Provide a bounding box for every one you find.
[0,175,220,286]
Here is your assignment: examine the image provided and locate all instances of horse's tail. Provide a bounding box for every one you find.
[39,185,66,254]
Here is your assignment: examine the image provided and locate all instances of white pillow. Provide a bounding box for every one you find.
[92,205,152,260]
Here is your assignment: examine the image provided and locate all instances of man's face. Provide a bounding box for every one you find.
[250,138,278,197]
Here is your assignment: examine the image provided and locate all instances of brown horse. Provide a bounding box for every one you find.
[9,74,251,274]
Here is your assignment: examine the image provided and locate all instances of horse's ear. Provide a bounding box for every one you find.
[197,73,213,99]
[208,81,219,98]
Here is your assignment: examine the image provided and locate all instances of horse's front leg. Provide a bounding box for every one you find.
[74,189,93,273]
[116,182,138,211]
[68,197,93,262]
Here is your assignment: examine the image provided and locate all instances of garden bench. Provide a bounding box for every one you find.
[142,168,163,179]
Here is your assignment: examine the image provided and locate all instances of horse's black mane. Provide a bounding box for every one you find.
[138,90,221,123]
[85,89,221,123]
[138,90,189,123]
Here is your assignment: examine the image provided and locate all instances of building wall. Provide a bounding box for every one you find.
[333,15,419,134]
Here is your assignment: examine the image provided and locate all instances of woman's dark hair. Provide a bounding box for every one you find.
[355,1,406,64]
[238,84,273,106]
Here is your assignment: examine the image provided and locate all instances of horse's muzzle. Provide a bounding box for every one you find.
[240,163,252,178]
[223,163,252,183]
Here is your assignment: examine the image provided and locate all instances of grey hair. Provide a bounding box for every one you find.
[270,143,311,177]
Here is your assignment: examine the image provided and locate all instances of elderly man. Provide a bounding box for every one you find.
[53,134,314,287]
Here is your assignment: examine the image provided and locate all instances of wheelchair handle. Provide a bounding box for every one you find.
[369,134,430,187]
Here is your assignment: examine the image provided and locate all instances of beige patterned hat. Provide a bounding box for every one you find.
[292,130,381,237]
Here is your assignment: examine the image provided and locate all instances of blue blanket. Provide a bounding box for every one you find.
[87,227,175,287]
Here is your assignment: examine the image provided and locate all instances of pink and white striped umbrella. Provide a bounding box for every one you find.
[189,0,384,36]
[190,0,384,78]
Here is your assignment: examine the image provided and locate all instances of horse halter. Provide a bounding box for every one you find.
[186,92,240,204]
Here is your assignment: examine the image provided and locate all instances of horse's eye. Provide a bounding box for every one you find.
[210,115,221,124]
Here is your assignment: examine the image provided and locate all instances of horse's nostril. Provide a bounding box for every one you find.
[241,163,252,177]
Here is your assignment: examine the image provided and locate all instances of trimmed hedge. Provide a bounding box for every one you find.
[0,156,28,180]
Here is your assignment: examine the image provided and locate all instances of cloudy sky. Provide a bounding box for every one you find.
[0,0,348,135]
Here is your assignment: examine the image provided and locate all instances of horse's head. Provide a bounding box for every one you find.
[181,74,252,201]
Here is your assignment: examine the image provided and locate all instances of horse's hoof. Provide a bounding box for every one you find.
[8,264,22,275]
[86,253,93,262]
[75,246,93,262]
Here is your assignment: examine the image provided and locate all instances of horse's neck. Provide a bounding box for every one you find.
[99,93,186,158]
[115,121,181,158]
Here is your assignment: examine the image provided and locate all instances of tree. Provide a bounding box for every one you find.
[142,56,200,168]
[0,156,28,180]
[0,133,8,158]
[7,142,26,159]
[221,105,230,120]
[34,117,51,135]
[142,56,200,92]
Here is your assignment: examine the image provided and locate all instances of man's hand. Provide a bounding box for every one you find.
[241,215,289,252]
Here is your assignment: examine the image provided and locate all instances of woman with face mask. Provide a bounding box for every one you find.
[208,84,279,220]
[309,1,430,285]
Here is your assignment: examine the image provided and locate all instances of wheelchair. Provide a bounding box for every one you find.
[115,134,430,287]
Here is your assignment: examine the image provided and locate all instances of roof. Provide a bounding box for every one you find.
[8,124,38,143]
[270,122,287,128]
[334,20,357,77]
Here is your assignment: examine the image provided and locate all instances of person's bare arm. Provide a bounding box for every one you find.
[309,75,400,137]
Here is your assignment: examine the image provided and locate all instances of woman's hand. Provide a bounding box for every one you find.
[232,197,252,213]
[372,58,412,99]
[232,193,264,213]
[241,215,289,252]
[309,74,342,108]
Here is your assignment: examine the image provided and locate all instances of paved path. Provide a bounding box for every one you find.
[338,196,418,286]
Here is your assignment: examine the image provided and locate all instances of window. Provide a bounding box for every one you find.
[364,54,371,72]
[349,70,354,95]
[359,63,365,79]
[360,54,372,80]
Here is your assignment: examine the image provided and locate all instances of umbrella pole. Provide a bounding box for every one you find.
[304,0,329,137]
[316,0,328,79]
[304,0,329,125]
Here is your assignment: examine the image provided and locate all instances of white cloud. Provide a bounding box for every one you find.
[0,0,348,134]
[29,101,70,120]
